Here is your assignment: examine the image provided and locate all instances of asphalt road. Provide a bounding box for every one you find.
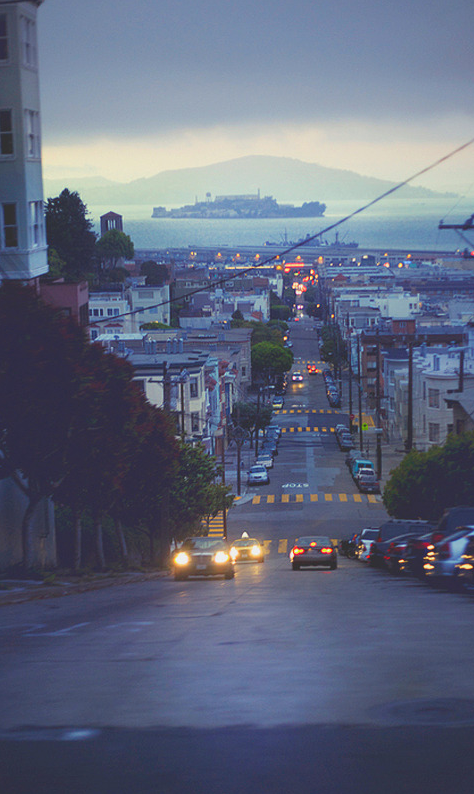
[2,318,474,793]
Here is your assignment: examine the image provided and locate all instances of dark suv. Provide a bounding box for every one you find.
[369,520,434,568]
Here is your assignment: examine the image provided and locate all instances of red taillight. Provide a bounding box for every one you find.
[439,542,451,559]
[432,533,444,544]
[293,547,305,555]
[320,547,333,554]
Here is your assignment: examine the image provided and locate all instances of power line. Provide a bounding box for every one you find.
[88,136,474,328]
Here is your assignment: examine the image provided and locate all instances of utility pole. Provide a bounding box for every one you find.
[180,379,185,441]
[357,334,363,453]
[405,341,413,453]
[220,428,227,539]
[348,336,353,434]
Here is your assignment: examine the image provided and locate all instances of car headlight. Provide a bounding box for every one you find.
[213,551,230,564]
[230,547,238,560]
[174,551,190,566]
[250,545,261,557]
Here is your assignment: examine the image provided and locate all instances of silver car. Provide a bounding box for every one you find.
[247,464,270,485]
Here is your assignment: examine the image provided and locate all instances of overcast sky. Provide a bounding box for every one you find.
[38,0,474,191]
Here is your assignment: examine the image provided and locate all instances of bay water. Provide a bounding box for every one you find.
[88,197,474,254]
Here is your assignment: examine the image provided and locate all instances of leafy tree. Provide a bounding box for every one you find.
[140,321,171,330]
[251,342,293,384]
[270,303,291,321]
[45,189,97,281]
[383,433,474,520]
[231,401,273,447]
[251,323,284,347]
[96,228,134,271]
[168,443,234,541]
[140,260,169,286]
[0,283,89,568]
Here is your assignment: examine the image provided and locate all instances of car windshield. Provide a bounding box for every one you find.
[232,539,259,547]
[296,536,331,546]
[250,465,266,472]
[181,538,224,550]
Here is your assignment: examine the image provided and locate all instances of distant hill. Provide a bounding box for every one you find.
[43,155,454,207]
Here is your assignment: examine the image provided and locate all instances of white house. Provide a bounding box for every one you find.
[0,0,47,280]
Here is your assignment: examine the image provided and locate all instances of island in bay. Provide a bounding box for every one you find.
[152,191,326,219]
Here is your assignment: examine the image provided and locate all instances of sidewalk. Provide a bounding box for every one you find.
[0,570,166,607]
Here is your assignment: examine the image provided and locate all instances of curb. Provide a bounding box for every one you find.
[0,570,168,607]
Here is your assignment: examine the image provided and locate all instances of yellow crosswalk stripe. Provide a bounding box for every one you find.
[243,493,383,505]
[267,494,275,503]
[282,494,290,503]
[367,494,377,503]
[263,540,272,554]
[325,493,333,501]
[252,495,261,505]
[296,494,304,502]
[339,494,348,502]
[278,538,288,553]
[354,494,362,502]
[310,494,318,501]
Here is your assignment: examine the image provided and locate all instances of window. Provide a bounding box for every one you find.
[25,110,40,158]
[447,424,454,436]
[428,423,440,443]
[1,203,18,248]
[28,201,44,247]
[0,109,13,156]
[423,382,426,400]
[113,309,120,316]
[428,388,440,408]
[0,14,8,61]
[190,378,198,398]
[20,15,37,68]
[107,308,114,316]
[191,412,200,432]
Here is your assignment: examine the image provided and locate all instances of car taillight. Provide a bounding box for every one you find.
[438,542,451,559]
[293,547,305,555]
[320,547,333,554]
[432,533,444,543]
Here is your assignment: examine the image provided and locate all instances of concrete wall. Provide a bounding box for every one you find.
[0,478,56,571]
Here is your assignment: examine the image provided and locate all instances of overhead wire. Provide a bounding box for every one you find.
[88,135,474,328]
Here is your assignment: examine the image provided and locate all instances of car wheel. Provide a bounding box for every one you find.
[292,562,300,570]
[224,570,235,580]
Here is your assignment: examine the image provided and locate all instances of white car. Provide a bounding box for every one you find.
[291,371,304,382]
[247,464,270,485]
[356,528,379,562]
[256,453,273,469]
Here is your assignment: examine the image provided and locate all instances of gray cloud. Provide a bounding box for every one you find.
[38,0,474,141]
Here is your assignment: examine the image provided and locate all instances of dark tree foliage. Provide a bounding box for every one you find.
[251,342,293,383]
[383,433,474,521]
[231,401,273,447]
[0,282,89,567]
[96,229,134,270]
[140,260,169,286]
[45,189,97,281]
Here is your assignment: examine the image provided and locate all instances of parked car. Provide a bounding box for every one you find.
[247,464,270,485]
[272,397,284,410]
[402,507,474,577]
[256,453,273,469]
[338,432,354,451]
[357,470,380,494]
[350,459,375,481]
[172,537,235,581]
[335,424,349,436]
[454,534,474,590]
[356,528,379,562]
[266,424,282,438]
[289,536,337,570]
[369,520,434,568]
[423,526,474,586]
[384,533,425,574]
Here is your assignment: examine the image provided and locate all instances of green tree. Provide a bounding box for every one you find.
[45,189,97,281]
[231,401,273,447]
[251,342,293,384]
[383,433,474,520]
[96,228,134,271]
[140,260,169,286]
[0,283,89,568]
[168,443,234,541]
